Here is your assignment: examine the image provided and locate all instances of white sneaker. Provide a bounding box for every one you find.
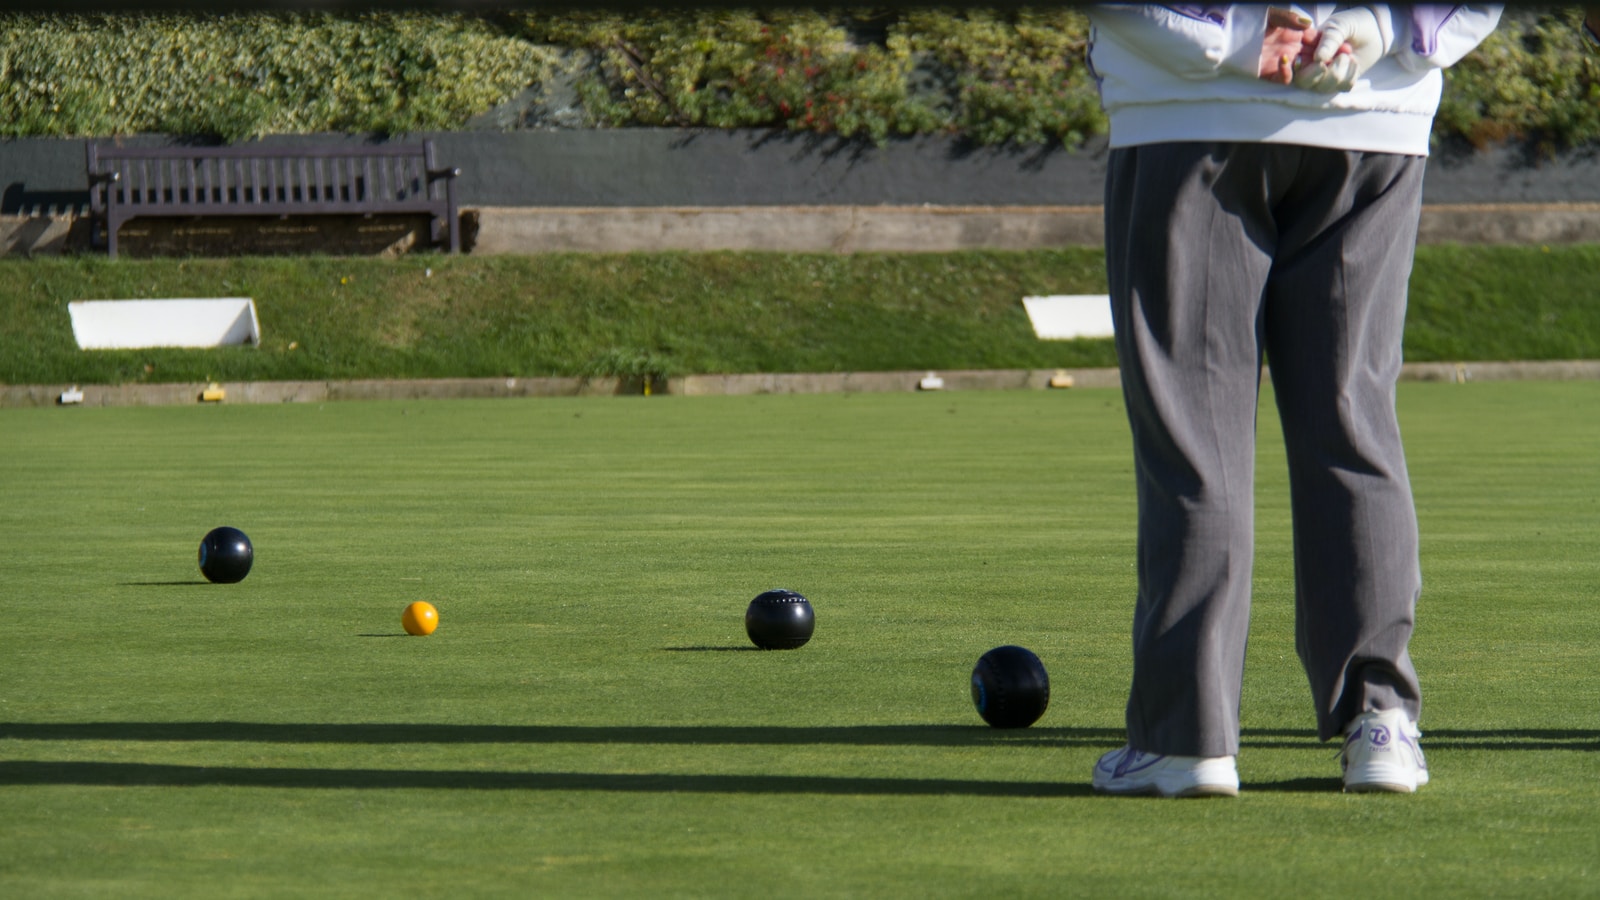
[1092,745,1239,798]
[1342,709,1429,793]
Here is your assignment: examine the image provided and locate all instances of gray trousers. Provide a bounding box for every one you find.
[1105,142,1424,757]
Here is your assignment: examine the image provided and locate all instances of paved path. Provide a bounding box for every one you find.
[6,361,1598,408]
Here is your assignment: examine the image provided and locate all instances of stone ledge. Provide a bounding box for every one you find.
[8,203,1600,257]
[474,203,1600,253]
[6,361,1598,409]
[470,205,1108,254]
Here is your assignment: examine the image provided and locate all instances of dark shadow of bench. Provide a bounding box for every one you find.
[86,140,459,258]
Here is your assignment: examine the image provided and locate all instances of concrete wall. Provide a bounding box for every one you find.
[6,130,1600,255]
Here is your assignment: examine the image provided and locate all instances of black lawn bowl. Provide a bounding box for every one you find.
[971,645,1050,728]
[744,589,815,650]
[198,526,253,584]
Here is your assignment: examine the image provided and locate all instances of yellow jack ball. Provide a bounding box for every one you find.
[401,601,439,636]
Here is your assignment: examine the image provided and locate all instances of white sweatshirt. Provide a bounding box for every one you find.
[1086,4,1503,155]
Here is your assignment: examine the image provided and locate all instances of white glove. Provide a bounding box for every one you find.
[1292,7,1393,93]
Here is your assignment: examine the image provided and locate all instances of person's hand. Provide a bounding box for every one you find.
[1259,7,1318,84]
[1293,7,1388,93]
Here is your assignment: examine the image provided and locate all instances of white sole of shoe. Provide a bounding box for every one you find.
[1096,781,1239,798]
[1344,775,1417,793]
[1094,761,1241,798]
[1169,782,1240,798]
[1344,778,1420,791]
[1343,763,1421,793]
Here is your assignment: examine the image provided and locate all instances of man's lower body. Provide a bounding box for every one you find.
[1094,141,1428,795]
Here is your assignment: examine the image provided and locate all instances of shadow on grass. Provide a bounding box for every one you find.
[662,646,765,652]
[5,726,1587,796]
[0,760,1094,797]
[4,723,1595,751]
[119,581,212,587]
[0,764,1448,796]
[1244,729,1600,752]
[1420,730,1600,751]
[0,721,1121,747]
[1242,777,1343,793]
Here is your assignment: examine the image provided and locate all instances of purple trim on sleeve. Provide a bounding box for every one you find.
[1162,4,1228,26]
[1086,30,1103,90]
[1409,5,1463,56]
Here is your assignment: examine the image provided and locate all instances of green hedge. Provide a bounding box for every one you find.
[0,13,556,140]
[0,8,1596,149]
[1436,8,1600,153]
[520,8,1101,145]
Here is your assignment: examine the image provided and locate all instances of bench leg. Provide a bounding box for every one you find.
[445,178,460,253]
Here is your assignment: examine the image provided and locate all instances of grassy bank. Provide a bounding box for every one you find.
[2,245,1597,386]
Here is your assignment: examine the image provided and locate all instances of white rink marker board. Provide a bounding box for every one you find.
[1022,294,1114,340]
[69,298,260,350]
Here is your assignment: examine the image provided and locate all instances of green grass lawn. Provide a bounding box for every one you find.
[2,383,1598,897]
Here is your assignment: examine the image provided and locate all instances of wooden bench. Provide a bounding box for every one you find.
[86,141,460,258]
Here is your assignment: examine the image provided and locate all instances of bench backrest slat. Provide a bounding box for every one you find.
[86,140,459,255]
[91,153,447,206]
